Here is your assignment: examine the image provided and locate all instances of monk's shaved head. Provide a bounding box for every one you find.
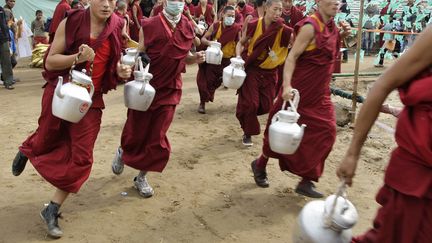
[265,0,282,7]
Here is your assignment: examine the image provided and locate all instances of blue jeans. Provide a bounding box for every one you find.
[362,31,375,53]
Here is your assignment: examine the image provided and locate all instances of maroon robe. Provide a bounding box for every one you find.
[353,72,432,243]
[275,5,305,94]
[196,22,241,103]
[218,6,243,24]
[130,1,144,41]
[236,18,292,136]
[49,0,71,43]
[120,14,194,172]
[194,3,214,27]
[238,4,255,20]
[152,4,189,17]
[261,13,339,181]
[281,5,305,28]
[19,9,124,193]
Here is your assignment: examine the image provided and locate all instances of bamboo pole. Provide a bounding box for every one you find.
[350,0,366,124]
[332,72,382,78]
[363,29,420,35]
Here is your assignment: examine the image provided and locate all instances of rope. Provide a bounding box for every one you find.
[70,51,94,77]
[330,87,365,103]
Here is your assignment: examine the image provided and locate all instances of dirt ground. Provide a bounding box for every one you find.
[0,55,401,243]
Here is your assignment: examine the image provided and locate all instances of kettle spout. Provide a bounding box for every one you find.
[55,76,64,99]
[296,124,307,139]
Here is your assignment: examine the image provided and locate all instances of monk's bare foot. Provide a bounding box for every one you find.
[198,103,206,114]
[242,135,253,147]
[295,179,323,198]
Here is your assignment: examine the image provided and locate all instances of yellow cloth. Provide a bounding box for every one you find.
[247,18,288,70]
[214,22,236,58]
[305,14,325,51]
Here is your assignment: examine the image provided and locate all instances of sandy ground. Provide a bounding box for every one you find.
[0,55,401,243]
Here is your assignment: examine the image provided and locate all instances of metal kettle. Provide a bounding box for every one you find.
[269,89,306,155]
[124,58,155,111]
[205,41,223,65]
[293,181,359,243]
[51,54,94,123]
[222,57,246,89]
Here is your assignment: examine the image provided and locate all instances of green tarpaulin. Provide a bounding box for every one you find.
[13,0,58,26]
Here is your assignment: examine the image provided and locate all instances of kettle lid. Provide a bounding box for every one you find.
[324,195,358,230]
[71,69,92,86]
[133,71,153,81]
[230,57,245,65]
[126,48,138,55]
[277,109,299,122]
[209,41,221,48]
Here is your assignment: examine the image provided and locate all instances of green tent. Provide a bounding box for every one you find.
[13,0,58,26]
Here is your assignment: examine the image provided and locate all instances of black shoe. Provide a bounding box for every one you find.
[251,160,269,188]
[198,103,206,114]
[4,84,14,90]
[295,180,324,198]
[12,151,28,176]
[242,135,253,147]
[40,202,63,238]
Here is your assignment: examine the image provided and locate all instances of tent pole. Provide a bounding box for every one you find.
[351,0,366,124]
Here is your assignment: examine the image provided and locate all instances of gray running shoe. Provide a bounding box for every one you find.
[40,202,63,238]
[134,172,154,198]
[112,147,124,175]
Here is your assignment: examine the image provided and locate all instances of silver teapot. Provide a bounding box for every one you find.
[293,181,358,243]
[269,89,306,155]
[121,48,138,66]
[52,61,94,123]
[124,59,155,111]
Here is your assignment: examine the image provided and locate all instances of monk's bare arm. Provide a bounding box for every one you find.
[235,16,252,57]
[201,24,215,46]
[337,26,432,185]
[122,20,131,40]
[235,28,250,57]
[281,24,314,100]
[133,5,140,28]
[347,25,432,157]
[138,27,146,52]
[185,50,205,64]
[45,19,92,71]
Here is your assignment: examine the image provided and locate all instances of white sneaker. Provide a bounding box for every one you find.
[111,147,124,175]
[134,173,154,198]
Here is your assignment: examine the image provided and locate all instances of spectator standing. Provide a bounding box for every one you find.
[0,5,14,89]
[362,0,379,56]
[49,0,72,43]
[31,10,48,48]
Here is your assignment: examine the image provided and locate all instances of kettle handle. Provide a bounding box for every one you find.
[281,89,300,113]
[70,51,93,78]
[271,112,280,124]
[324,180,348,227]
[55,76,64,99]
[88,82,95,98]
[230,65,235,79]
[138,59,150,95]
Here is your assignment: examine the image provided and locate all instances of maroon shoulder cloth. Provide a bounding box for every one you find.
[42,9,124,94]
[210,22,241,47]
[294,12,340,65]
[385,69,432,199]
[243,18,292,68]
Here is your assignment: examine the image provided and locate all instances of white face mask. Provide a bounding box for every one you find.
[224,16,235,26]
[166,0,185,16]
